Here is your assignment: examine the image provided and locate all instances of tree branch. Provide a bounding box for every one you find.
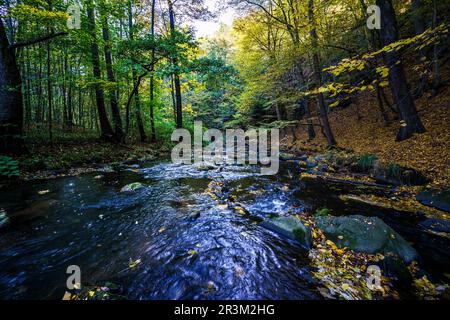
[9,32,68,49]
[125,72,148,114]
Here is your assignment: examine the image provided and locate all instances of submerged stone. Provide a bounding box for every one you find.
[261,216,312,249]
[120,182,144,192]
[416,189,450,213]
[316,215,419,263]
[0,209,9,229]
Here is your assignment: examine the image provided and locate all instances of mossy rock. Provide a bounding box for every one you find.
[261,216,312,249]
[316,215,419,263]
[120,182,144,192]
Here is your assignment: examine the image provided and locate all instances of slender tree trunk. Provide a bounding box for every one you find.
[23,47,32,129]
[148,0,157,141]
[62,50,68,130]
[294,62,315,140]
[308,0,336,147]
[100,2,124,142]
[46,2,53,147]
[431,0,441,96]
[377,0,425,141]
[86,0,114,141]
[37,43,44,125]
[168,0,183,129]
[67,64,73,131]
[0,20,25,154]
[411,0,429,97]
[170,74,177,123]
[128,0,147,142]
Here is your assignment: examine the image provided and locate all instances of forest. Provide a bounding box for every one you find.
[0,0,449,301]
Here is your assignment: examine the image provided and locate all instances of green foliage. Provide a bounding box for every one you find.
[357,154,378,172]
[315,208,330,217]
[0,156,20,178]
[387,163,402,180]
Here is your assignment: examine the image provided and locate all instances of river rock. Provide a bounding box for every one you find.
[419,218,450,233]
[120,182,144,192]
[416,189,450,213]
[261,216,312,249]
[374,167,429,186]
[316,215,419,263]
[0,209,9,229]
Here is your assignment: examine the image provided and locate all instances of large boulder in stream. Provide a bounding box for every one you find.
[261,216,312,249]
[120,182,144,192]
[316,215,419,263]
[416,189,450,213]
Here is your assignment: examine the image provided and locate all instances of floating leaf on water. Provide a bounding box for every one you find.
[129,258,141,269]
[188,250,197,255]
[158,227,166,233]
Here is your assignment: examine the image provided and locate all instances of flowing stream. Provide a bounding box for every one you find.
[0,159,448,299]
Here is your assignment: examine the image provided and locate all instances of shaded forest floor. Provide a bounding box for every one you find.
[17,137,168,180]
[284,78,449,189]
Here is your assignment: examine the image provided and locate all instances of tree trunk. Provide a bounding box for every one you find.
[46,35,53,146]
[170,74,177,123]
[100,3,124,142]
[431,0,441,96]
[0,20,25,154]
[168,0,183,129]
[128,0,147,142]
[377,0,425,141]
[308,0,336,147]
[149,0,156,141]
[86,0,115,141]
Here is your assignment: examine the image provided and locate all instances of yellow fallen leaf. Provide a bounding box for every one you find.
[129,258,141,269]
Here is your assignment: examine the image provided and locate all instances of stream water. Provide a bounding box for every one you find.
[0,159,448,299]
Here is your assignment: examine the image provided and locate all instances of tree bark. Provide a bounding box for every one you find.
[0,19,25,154]
[128,0,147,142]
[377,0,425,141]
[86,0,115,141]
[149,0,157,141]
[100,1,124,142]
[168,0,183,129]
[308,0,336,147]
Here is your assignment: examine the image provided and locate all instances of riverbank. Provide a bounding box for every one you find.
[0,140,169,182]
[282,85,450,189]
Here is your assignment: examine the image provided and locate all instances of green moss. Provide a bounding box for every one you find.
[315,207,330,217]
[357,154,378,172]
[293,228,306,242]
